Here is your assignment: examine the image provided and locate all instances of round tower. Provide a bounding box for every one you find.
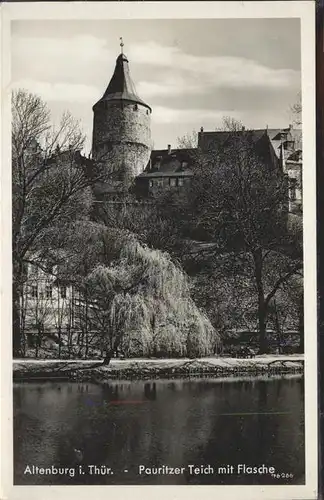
[92,45,152,194]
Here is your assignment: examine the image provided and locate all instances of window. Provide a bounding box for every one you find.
[156,179,163,188]
[60,286,67,299]
[149,180,154,188]
[31,285,38,298]
[181,161,188,169]
[134,104,138,111]
[169,178,177,187]
[46,285,53,299]
[154,159,161,171]
[289,178,297,201]
[178,178,184,187]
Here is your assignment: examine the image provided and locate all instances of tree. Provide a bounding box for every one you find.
[53,221,128,358]
[12,89,94,357]
[218,116,244,132]
[176,117,243,150]
[175,128,302,352]
[85,239,219,364]
[23,271,53,358]
[291,91,302,126]
[177,130,198,149]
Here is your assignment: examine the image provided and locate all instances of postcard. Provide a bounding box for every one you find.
[0,2,318,499]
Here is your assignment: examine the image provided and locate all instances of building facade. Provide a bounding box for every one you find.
[137,125,303,216]
[135,146,194,197]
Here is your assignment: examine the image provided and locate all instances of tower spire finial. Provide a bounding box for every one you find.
[120,37,124,54]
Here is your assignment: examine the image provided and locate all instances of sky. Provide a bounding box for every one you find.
[12,18,301,152]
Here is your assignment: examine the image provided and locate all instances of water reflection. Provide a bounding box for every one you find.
[14,376,304,485]
[144,382,157,400]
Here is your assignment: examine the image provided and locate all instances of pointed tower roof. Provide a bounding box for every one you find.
[95,50,151,111]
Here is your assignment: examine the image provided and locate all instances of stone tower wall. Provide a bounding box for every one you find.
[92,100,151,180]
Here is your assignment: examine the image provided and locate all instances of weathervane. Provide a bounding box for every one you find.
[120,37,124,54]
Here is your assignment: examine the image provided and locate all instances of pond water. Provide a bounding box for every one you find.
[13,376,304,485]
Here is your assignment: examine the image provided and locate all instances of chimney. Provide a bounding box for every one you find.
[242,126,245,131]
[200,126,204,133]
[167,144,172,155]
[289,123,293,130]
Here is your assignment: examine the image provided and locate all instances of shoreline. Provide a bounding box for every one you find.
[13,355,304,382]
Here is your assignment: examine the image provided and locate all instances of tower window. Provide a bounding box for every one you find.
[60,286,67,299]
[146,110,149,115]
[31,285,38,298]
[134,104,138,111]
[46,285,53,299]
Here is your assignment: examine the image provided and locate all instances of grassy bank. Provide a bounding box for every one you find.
[13,355,304,382]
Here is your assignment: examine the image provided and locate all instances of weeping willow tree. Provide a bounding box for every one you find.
[86,239,219,362]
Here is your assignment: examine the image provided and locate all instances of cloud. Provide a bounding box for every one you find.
[12,35,300,107]
[129,41,300,91]
[129,42,178,67]
[137,77,205,98]
[12,35,114,84]
[11,31,300,151]
[152,106,242,125]
[12,34,111,64]
[12,79,99,103]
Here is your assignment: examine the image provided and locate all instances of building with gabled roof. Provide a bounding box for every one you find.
[89,45,302,217]
[136,125,302,216]
[137,128,281,197]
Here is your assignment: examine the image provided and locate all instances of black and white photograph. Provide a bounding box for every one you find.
[0,2,317,500]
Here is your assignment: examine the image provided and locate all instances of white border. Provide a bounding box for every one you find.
[0,3,317,500]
